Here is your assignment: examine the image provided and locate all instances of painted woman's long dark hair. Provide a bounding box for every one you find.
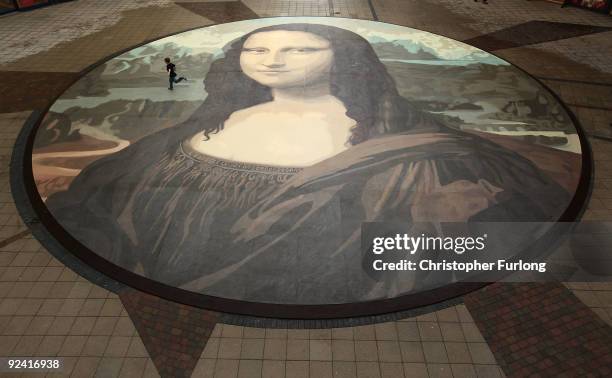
[184,23,436,145]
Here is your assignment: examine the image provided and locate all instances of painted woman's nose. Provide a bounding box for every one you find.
[262,51,285,67]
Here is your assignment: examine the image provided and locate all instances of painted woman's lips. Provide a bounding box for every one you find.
[258,70,289,73]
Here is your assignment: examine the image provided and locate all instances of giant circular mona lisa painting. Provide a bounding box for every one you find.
[28,18,587,315]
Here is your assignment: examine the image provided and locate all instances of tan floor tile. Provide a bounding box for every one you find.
[68,282,93,298]
[396,323,419,342]
[27,282,53,298]
[143,359,161,378]
[3,315,33,335]
[210,325,222,338]
[422,342,448,364]
[309,329,331,340]
[287,338,309,361]
[331,328,354,340]
[57,299,85,317]
[418,322,443,341]
[91,317,118,336]
[59,335,88,356]
[243,327,266,339]
[18,267,43,281]
[113,317,136,336]
[219,338,242,359]
[99,299,123,317]
[47,316,76,335]
[222,324,244,338]
[192,359,216,378]
[0,335,20,355]
[333,361,357,378]
[594,291,612,307]
[37,299,64,316]
[474,365,503,378]
[310,361,333,378]
[13,335,43,356]
[104,336,131,358]
[467,343,497,365]
[309,339,332,361]
[262,360,284,378]
[460,323,485,343]
[119,357,147,378]
[354,341,377,362]
[57,268,79,282]
[0,315,10,332]
[38,266,64,281]
[379,362,403,378]
[0,282,15,298]
[355,361,380,378]
[404,363,429,378]
[79,299,105,316]
[415,313,437,322]
[287,329,309,340]
[374,323,397,341]
[331,340,355,361]
[125,336,148,358]
[70,317,97,335]
[427,363,453,378]
[214,359,239,378]
[202,337,219,359]
[48,282,76,299]
[238,359,262,378]
[48,356,78,377]
[35,335,65,356]
[88,285,110,299]
[83,336,110,356]
[7,283,32,299]
[376,341,401,363]
[241,338,264,360]
[24,315,54,335]
[266,328,288,339]
[572,290,603,307]
[445,342,472,364]
[264,338,287,360]
[286,360,308,378]
[435,307,459,323]
[399,342,424,363]
[353,326,375,341]
[16,298,44,315]
[72,357,101,378]
[94,357,123,378]
[0,298,23,316]
[451,363,478,378]
[439,323,465,342]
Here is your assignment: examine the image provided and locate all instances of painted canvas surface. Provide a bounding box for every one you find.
[32,18,582,304]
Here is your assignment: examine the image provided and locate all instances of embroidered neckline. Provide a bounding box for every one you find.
[178,140,303,176]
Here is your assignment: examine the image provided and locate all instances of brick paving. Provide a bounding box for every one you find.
[120,288,219,378]
[465,283,612,376]
[0,0,610,377]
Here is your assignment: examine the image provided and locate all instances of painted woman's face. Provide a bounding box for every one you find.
[240,30,334,89]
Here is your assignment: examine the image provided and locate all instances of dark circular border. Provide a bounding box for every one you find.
[10,17,593,321]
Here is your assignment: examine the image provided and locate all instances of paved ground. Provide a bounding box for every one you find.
[0,1,611,377]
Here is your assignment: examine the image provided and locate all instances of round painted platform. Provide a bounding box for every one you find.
[14,18,590,319]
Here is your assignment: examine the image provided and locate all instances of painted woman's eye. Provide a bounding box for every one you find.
[242,48,267,54]
[290,48,318,53]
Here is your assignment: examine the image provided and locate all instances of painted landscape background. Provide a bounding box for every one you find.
[33,17,581,199]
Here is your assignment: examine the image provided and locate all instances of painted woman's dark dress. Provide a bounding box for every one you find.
[46,118,572,304]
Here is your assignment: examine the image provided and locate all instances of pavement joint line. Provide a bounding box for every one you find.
[0,229,32,248]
